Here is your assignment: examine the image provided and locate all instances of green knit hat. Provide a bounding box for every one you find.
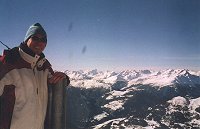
[24,23,47,42]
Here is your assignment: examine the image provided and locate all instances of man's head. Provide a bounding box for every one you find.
[24,23,47,55]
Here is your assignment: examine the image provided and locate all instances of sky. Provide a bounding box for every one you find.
[0,0,200,71]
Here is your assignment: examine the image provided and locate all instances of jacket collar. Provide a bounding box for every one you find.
[19,43,45,68]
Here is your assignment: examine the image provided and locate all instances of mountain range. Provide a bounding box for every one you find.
[65,69,200,87]
[64,69,200,129]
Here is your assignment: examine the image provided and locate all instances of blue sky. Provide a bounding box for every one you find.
[0,0,200,71]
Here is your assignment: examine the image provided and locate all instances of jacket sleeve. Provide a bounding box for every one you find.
[47,67,70,86]
[0,55,7,95]
[0,55,16,129]
[0,63,15,96]
[0,52,16,96]
[47,66,54,79]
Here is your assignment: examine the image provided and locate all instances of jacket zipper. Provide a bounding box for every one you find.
[33,67,40,129]
[33,67,39,95]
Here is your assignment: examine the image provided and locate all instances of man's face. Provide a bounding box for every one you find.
[26,34,47,55]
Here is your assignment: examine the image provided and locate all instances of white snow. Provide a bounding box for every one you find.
[144,119,160,128]
[190,119,200,128]
[93,118,126,129]
[189,97,200,113]
[106,90,130,100]
[103,100,125,111]
[93,112,109,121]
[168,96,188,107]
[66,69,200,88]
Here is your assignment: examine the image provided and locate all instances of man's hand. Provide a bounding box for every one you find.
[49,72,70,85]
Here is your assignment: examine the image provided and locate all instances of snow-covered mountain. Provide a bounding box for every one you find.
[66,69,200,87]
[65,69,200,129]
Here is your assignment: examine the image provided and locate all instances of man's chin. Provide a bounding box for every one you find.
[34,50,42,55]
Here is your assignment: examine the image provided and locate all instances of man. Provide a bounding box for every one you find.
[0,23,70,129]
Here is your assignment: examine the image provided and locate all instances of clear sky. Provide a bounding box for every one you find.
[0,0,200,71]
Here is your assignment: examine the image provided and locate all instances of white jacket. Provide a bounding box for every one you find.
[0,44,54,129]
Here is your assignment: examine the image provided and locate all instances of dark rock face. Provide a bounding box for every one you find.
[66,87,108,129]
[65,83,200,129]
[111,81,127,91]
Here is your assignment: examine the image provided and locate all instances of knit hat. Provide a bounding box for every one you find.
[24,23,47,42]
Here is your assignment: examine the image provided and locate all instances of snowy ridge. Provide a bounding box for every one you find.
[65,69,200,87]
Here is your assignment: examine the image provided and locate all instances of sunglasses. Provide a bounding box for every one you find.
[31,36,47,43]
